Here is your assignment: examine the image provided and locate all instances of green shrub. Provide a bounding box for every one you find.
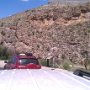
[0,46,10,60]
[0,22,4,27]
[39,59,47,66]
[63,62,70,70]
[88,29,90,33]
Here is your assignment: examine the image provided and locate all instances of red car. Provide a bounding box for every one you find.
[4,53,41,69]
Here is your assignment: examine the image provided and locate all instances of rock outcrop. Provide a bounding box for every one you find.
[0,2,90,64]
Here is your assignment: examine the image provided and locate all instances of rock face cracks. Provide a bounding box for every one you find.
[0,2,90,63]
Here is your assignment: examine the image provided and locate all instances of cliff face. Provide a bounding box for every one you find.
[0,3,90,63]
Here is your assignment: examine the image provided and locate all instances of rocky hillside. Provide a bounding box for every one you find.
[0,2,90,64]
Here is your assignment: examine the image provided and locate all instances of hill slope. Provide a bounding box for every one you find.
[0,2,90,64]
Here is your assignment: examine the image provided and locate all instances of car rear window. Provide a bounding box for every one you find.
[19,58,39,65]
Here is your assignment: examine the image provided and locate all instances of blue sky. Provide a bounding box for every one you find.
[0,0,48,19]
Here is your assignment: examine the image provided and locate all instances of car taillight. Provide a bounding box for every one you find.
[37,65,41,69]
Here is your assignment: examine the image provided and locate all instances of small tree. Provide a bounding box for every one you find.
[0,46,10,60]
[63,62,70,70]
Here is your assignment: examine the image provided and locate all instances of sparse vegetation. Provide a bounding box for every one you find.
[39,59,47,66]
[0,46,10,60]
[0,22,4,27]
[63,62,70,70]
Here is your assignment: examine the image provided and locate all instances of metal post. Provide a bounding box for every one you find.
[47,59,50,67]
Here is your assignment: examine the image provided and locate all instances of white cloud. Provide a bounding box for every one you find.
[21,0,29,1]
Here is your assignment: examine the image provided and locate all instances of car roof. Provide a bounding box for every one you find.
[18,55,36,59]
[13,53,36,59]
[11,54,37,62]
